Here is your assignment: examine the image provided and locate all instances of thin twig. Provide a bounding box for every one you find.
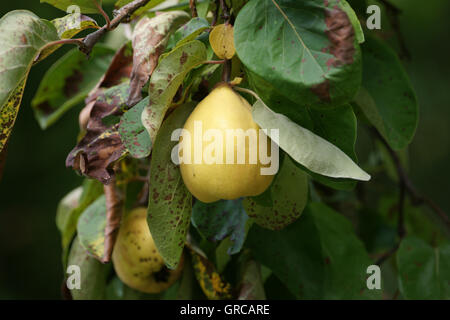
[204,59,226,64]
[82,0,152,55]
[212,0,220,26]
[189,0,198,18]
[376,243,400,266]
[373,129,450,231]
[373,126,450,264]
[379,0,411,60]
[219,0,230,24]
[39,38,86,54]
[93,0,111,30]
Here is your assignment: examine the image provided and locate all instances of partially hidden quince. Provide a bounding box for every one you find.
[179,83,276,203]
[112,207,183,293]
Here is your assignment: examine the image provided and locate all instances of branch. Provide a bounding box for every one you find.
[219,0,230,24]
[93,0,111,30]
[375,181,406,265]
[212,0,220,26]
[189,0,198,18]
[373,129,450,231]
[379,0,411,60]
[102,176,123,263]
[204,59,226,64]
[82,0,151,55]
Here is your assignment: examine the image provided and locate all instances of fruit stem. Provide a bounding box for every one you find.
[222,59,231,82]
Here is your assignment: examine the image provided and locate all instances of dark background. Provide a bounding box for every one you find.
[0,0,449,299]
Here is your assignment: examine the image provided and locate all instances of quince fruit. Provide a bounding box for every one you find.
[179,83,276,203]
[112,207,183,293]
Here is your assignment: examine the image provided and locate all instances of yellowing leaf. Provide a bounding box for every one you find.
[0,10,60,152]
[0,80,26,152]
[190,248,233,300]
[209,24,236,59]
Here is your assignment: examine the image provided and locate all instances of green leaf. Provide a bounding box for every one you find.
[56,187,83,242]
[105,276,161,300]
[37,14,100,62]
[0,10,59,152]
[56,179,104,267]
[118,97,152,158]
[245,70,359,190]
[246,207,325,299]
[148,102,196,269]
[308,202,381,299]
[341,0,364,44]
[238,255,267,300]
[68,236,110,300]
[197,0,211,18]
[192,198,249,255]
[397,237,450,299]
[142,40,207,142]
[247,202,381,299]
[32,45,115,129]
[354,36,418,150]
[234,0,362,109]
[41,0,105,14]
[176,257,204,299]
[77,195,107,260]
[251,98,370,181]
[244,155,308,230]
[306,104,359,190]
[167,17,210,50]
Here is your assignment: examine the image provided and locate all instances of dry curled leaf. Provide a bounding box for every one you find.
[66,83,129,184]
[102,176,123,263]
[66,43,135,184]
[95,44,134,91]
[127,11,189,106]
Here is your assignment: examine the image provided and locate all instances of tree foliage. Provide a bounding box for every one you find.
[0,0,448,300]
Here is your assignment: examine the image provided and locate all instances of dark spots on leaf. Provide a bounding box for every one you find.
[311,80,331,102]
[64,70,83,98]
[180,51,188,65]
[35,101,53,115]
[324,7,355,66]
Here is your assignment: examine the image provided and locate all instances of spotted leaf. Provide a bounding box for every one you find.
[147,102,196,269]
[127,11,190,106]
[141,40,207,143]
[0,10,59,152]
[234,0,362,109]
[244,155,308,230]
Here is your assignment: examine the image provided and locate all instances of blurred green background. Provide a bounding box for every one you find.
[0,0,449,299]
